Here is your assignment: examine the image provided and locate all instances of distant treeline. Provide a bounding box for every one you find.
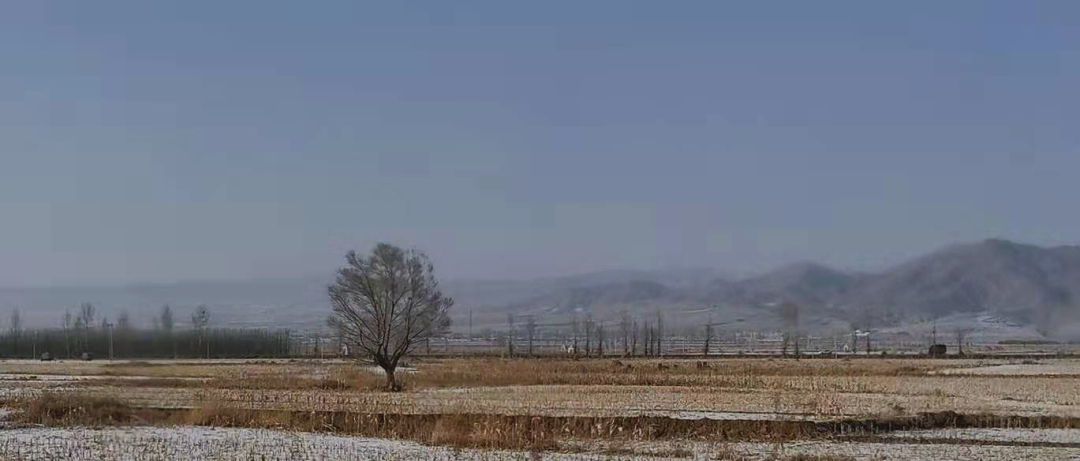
[0,303,297,359]
[0,327,293,359]
[997,340,1061,345]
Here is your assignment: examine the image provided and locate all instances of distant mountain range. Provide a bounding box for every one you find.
[452,239,1080,339]
[3,239,1080,340]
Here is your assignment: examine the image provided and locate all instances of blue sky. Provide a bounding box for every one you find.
[2,2,1079,286]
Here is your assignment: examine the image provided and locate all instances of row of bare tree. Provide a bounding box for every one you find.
[1,303,286,359]
[0,325,291,360]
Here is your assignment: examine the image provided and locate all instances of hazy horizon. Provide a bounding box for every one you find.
[0,236,1069,290]
[4,2,1080,287]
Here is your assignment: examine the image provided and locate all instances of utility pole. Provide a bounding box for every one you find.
[468,309,473,341]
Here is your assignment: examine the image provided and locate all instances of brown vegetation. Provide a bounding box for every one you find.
[87,358,939,392]
[3,393,147,427]
[8,391,1080,454]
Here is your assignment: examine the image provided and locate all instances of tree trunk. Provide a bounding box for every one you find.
[384,365,399,391]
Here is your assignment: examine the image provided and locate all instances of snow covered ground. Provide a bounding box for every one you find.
[940,360,1080,376]
[2,426,1080,460]
[884,428,1080,444]
[728,440,1080,460]
[0,426,561,461]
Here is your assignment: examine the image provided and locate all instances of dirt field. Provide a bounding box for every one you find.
[1,357,1079,459]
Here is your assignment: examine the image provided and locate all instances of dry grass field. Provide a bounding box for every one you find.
[2,356,1080,459]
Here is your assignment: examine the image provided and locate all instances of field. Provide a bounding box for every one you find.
[2,356,1080,459]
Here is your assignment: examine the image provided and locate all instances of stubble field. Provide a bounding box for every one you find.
[2,356,1079,460]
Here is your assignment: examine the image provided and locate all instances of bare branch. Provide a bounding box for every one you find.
[328,243,453,390]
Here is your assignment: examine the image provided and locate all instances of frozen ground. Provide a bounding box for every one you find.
[884,428,1080,444]
[940,360,1080,376]
[2,427,1080,460]
[727,440,1080,460]
[0,426,584,461]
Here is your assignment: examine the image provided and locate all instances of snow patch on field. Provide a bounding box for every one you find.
[0,426,559,460]
[885,428,1080,444]
[939,361,1080,376]
[727,440,1080,460]
[3,426,1080,460]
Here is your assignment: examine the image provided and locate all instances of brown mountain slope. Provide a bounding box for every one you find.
[843,239,1080,333]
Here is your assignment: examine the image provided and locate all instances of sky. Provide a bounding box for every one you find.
[2,1,1079,287]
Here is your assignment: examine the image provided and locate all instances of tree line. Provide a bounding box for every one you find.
[0,304,292,359]
[501,310,669,358]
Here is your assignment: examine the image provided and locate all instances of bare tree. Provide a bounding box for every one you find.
[570,315,580,356]
[78,303,96,329]
[584,315,594,357]
[160,305,175,332]
[113,310,131,359]
[191,305,211,330]
[597,325,606,357]
[524,315,537,356]
[506,313,515,357]
[954,328,972,356]
[160,305,176,358]
[644,321,652,356]
[328,243,453,391]
[62,309,73,358]
[655,309,664,357]
[10,308,22,356]
[619,310,631,356]
[781,302,800,356]
[78,303,95,353]
[191,305,211,358]
[117,310,132,331]
[10,308,21,334]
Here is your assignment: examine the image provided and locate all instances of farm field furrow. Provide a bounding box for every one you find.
[3,375,1075,420]
[4,357,1080,459]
